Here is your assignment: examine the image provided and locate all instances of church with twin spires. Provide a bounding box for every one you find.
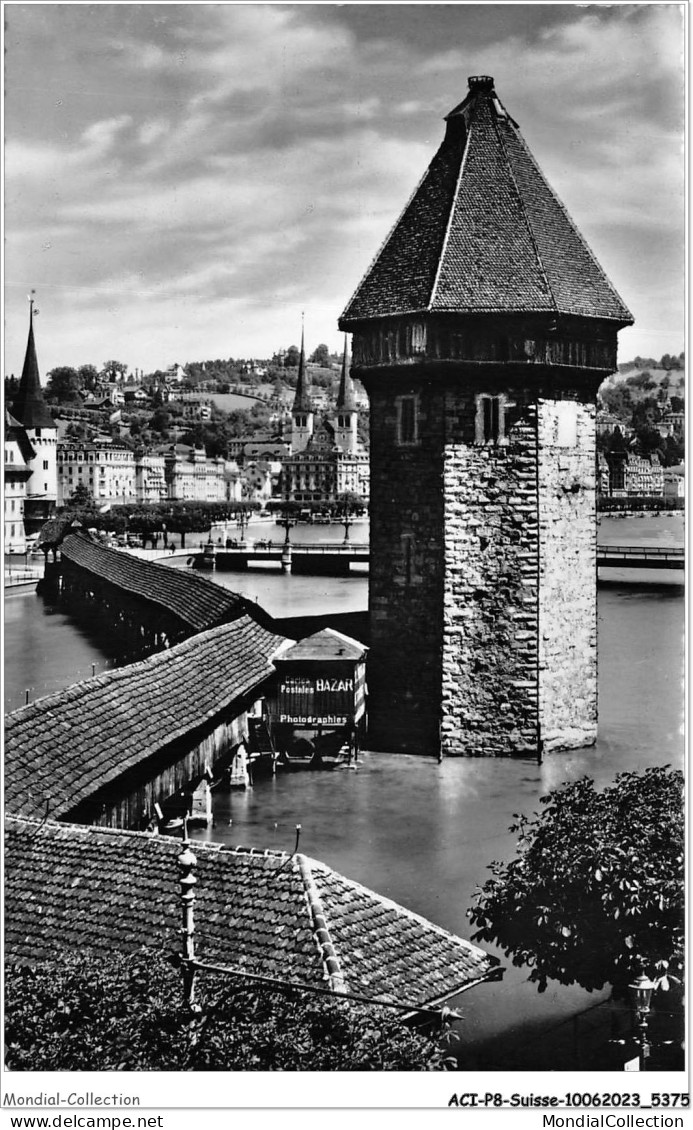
[280,332,369,505]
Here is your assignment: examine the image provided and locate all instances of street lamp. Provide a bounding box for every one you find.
[629,973,656,1070]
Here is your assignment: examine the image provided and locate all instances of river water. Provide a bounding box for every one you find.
[3,514,684,1068]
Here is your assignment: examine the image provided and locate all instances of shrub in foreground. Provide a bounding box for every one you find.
[5,949,446,1071]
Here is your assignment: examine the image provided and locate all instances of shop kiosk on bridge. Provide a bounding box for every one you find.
[267,629,367,767]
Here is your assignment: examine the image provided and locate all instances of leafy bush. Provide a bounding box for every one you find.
[468,767,684,996]
[5,950,446,1071]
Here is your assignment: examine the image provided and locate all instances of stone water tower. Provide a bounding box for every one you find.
[339,76,633,757]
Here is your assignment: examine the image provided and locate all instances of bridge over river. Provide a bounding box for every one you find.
[596,545,684,570]
[192,541,684,576]
[196,541,370,576]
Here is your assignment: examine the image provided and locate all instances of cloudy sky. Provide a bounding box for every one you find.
[4,2,684,378]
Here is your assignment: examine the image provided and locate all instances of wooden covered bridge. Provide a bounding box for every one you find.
[46,531,276,657]
[5,613,288,830]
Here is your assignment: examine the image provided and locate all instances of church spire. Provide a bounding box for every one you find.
[292,317,313,413]
[336,336,356,411]
[12,294,54,429]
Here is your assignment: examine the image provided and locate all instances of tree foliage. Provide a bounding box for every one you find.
[67,482,95,508]
[46,366,83,403]
[102,360,128,381]
[468,767,684,996]
[4,949,444,1071]
[310,343,331,366]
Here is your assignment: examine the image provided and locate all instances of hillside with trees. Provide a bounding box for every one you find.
[598,351,685,466]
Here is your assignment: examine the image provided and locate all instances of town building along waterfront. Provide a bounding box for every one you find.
[340,75,633,757]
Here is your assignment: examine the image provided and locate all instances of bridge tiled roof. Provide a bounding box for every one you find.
[60,534,248,633]
[4,616,287,822]
[5,818,498,1006]
[340,76,632,327]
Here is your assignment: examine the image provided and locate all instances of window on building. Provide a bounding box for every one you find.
[35,429,41,438]
[396,395,419,446]
[475,394,511,445]
[43,459,49,470]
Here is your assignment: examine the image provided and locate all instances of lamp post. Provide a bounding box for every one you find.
[629,973,656,1070]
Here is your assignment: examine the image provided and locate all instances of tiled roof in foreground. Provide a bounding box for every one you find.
[5,818,499,1007]
[340,75,633,326]
[5,616,288,822]
[59,534,247,634]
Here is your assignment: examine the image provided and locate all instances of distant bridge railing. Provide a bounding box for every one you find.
[597,545,684,569]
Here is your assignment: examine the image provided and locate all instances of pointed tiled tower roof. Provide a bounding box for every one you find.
[335,336,357,411]
[5,408,37,463]
[340,76,633,327]
[292,323,313,413]
[12,301,55,428]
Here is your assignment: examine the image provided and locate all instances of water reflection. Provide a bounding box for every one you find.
[3,515,684,1067]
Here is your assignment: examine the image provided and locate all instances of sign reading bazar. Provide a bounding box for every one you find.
[282,677,354,694]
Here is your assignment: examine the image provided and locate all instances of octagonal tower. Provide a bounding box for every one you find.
[339,76,633,757]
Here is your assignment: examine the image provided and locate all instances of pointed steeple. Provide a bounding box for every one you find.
[292,319,313,413]
[336,336,357,412]
[12,296,55,429]
[340,75,633,327]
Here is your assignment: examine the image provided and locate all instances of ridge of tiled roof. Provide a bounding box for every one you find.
[297,854,347,993]
[4,818,498,1005]
[340,76,632,327]
[59,534,249,633]
[12,306,56,429]
[307,856,499,1006]
[4,616,288,822]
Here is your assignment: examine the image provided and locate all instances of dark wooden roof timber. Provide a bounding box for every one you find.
[4,818,499,1006]
[4,616,288,822]
[340,76,633,328]
[60,534,249,633]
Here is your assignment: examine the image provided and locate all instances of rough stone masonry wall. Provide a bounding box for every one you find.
[441,389,540,756]
[537,398,598,751]
[367,379,446,753]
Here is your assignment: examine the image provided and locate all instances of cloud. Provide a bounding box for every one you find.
[4,4,683,373]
